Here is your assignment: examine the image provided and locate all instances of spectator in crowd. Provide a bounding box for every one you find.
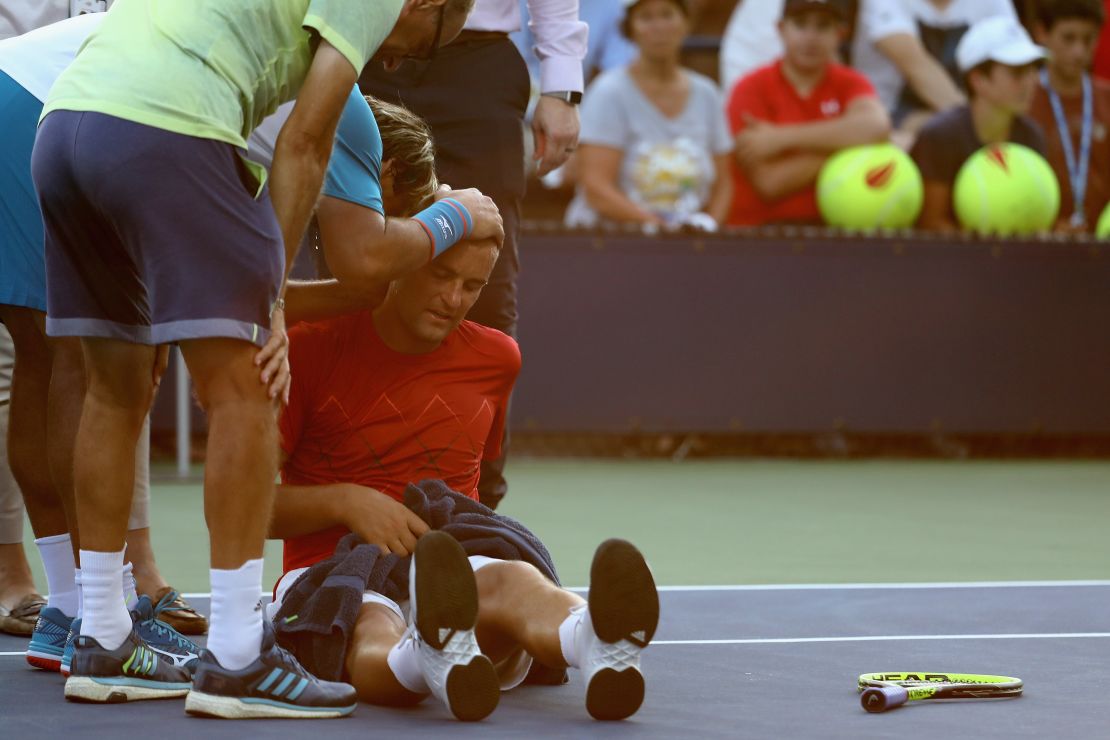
[911,15,1048,232]
[852,0,1019,144]
[725,0,889,227]
[1030,0,1110,232]
[565,0,733,231]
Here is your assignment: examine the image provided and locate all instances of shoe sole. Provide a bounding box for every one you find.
[27,645,64,672]
[184,690,356,719]
[413,532,499,721]
[444,656,500,722]
[585,539,659,721]
[64,675,191,703]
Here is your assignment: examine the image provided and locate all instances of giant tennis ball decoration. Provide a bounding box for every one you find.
[953,143,1060,236]
[817,143,924,230]
[1096,201,1110,238]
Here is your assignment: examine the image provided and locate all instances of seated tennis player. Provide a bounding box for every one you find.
[269,237,659,722]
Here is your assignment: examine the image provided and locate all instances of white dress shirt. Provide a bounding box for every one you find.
[466,0,588,93]
[719,0,785,96]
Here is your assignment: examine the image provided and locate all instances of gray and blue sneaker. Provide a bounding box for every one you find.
[64,628,192,703]
[60,618,81,677]
[26,606,73,672]
[132,595,201,675]
[184,621,356,719]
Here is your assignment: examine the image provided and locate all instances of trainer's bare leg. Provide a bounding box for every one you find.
[473,561,582,668]
[344,603,424,706]
[180,338,277,570]
[75,338,157,554]
[47,334,85,556]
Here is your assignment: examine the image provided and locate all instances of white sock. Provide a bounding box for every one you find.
[78,549,132,650]
[74,568,83,621]
[207,559,264,671]
[121,561,139,610]
[387,634,428,694]
[35,534,79,618]
[559,605,589,668]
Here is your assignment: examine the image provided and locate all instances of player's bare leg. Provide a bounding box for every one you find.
[344,603,424,706]
[473,560,582,668]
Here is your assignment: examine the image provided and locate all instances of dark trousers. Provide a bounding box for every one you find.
[361,37,530,509]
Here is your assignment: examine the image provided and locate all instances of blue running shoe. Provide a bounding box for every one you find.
[132,595,201,675]
[60,618,81,677]
[185,621,356,719]
[64,628,192,703]
[27,606,73,672]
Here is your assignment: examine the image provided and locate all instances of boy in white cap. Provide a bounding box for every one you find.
[911,15,1050,232]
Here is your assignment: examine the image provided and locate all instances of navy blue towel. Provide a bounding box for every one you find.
[273,479,565,685]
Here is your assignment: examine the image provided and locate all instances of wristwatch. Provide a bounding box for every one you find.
[541,90,583,105]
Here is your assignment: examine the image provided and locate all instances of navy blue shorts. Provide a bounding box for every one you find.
[32,111,284,346]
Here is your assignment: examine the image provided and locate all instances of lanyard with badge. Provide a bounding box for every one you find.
[1040,68,1093,228]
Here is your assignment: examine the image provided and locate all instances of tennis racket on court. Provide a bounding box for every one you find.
[858,672,1023,713]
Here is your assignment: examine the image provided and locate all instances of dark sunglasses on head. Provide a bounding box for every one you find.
[412,2,447,62]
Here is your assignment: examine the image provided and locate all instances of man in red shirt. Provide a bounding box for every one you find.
[269,238,658,723]
[725,0,891,226]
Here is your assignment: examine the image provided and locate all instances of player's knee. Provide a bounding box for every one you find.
[188,349,269,411]
[476,559,546,601]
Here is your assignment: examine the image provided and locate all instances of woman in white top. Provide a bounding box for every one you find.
[564,0,733,231]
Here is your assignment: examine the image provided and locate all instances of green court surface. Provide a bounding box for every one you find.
[21,459,1110,592]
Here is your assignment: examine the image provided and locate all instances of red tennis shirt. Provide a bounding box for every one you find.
[726,60,877,226]
[278,311,521,572]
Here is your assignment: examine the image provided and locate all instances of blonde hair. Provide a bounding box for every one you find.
[366,96,438,216]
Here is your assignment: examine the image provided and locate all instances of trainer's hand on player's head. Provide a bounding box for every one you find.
[255,306,291,405]
[532,95,580,177]
[338,484,430,556]
[443,188,504,247]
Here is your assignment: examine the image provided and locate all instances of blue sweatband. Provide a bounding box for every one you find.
[413,198,474,259]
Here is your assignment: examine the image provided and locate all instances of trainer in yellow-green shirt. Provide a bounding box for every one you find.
[43,0,404,148]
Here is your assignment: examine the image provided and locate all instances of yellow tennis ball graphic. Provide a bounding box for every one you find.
[817,144,924,230]
[1096,201,1110,238]
[953,143,1060,236]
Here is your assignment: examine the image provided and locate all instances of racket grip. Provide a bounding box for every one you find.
[861,686,909,713]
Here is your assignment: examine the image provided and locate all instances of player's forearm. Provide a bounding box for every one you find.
[774,108,892,154]
[749,153,827,201]
[269,137,333,290]
[269,483,350,539]
[349,218,434,283]
[283,279,387,325]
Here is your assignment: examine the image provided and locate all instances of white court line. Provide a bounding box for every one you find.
[6,632,1110,659]
[655,632,1110,646]
[178,580,1110,600]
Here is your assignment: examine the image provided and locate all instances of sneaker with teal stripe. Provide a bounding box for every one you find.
[26,607,73,672]
[185,621,356,719]
[64,628,192,703]
[60,618,81,677]
[132,595,201,675]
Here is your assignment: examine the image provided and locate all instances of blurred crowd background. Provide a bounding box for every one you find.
[515,0,1110,236]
